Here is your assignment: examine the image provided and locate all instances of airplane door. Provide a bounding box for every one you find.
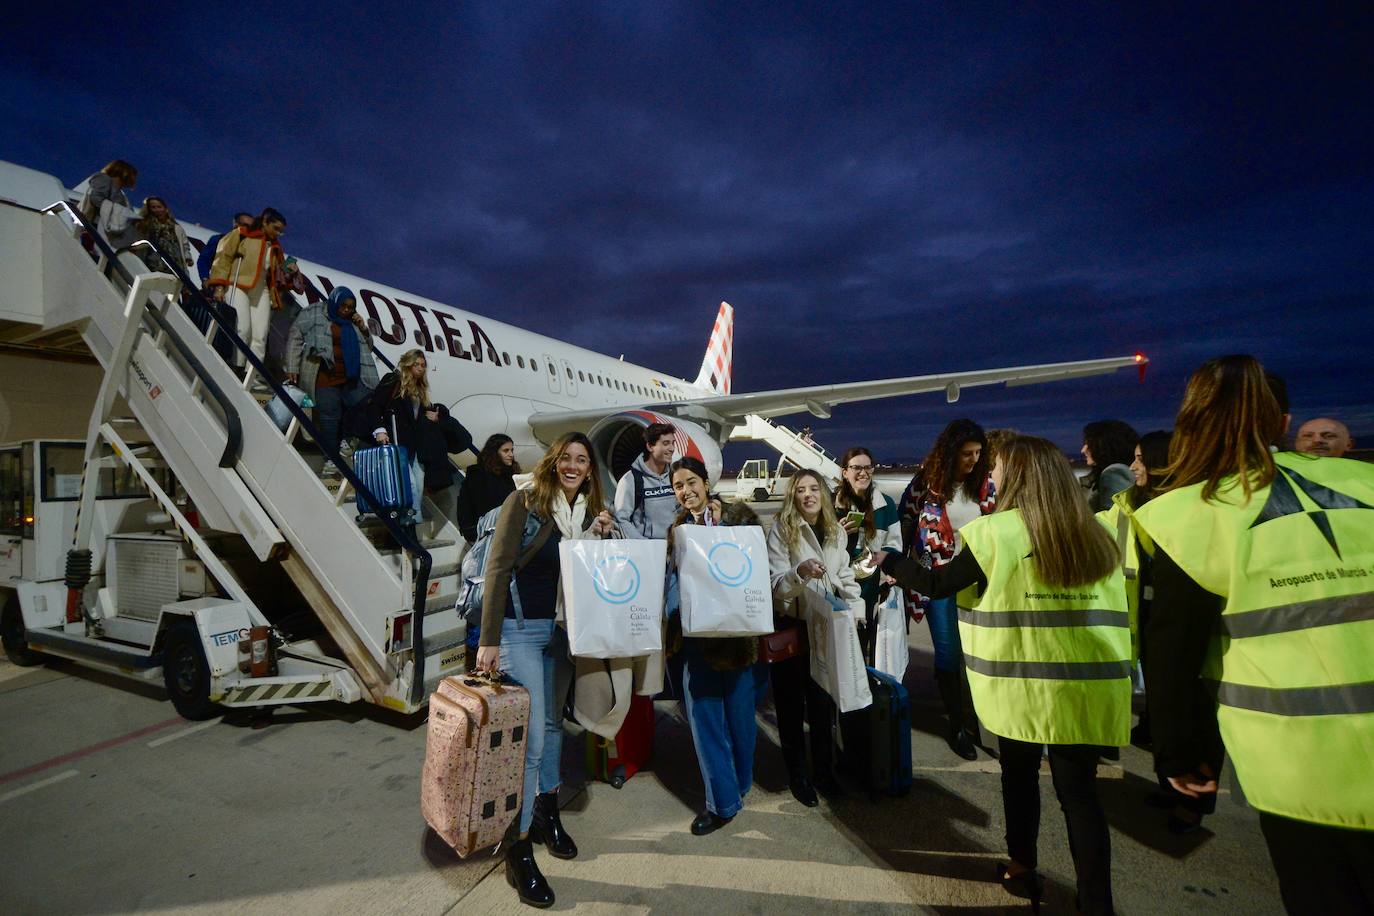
[542,354,561,395]
[561,358,578,397]
[0,448,22,584]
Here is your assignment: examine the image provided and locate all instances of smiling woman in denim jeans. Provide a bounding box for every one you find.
[664,457,767,837]
[473,432,615,909]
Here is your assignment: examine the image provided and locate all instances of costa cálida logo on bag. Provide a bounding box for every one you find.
[592,555,642,605]
[706,542,753,587]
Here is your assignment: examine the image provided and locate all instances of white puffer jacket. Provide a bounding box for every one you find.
[767,516,860,618]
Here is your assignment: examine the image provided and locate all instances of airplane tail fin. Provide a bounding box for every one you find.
[692,301,734,394]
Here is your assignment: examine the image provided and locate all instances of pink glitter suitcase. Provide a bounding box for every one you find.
[421,673,530,856]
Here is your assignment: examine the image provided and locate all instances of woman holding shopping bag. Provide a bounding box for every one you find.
[664,457,768,836]
[881,435,1130,915]
[473,432,616,909]
[833,446,902,659]
[766,469,861,806]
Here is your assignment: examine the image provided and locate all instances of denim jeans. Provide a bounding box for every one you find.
[925,595,962,672]
[312,381,369,457]
[682,641,766,817]
[499,619,573,833]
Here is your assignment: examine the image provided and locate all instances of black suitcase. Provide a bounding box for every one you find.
[839,666,913,796]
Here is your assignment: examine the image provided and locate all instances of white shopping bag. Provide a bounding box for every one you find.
[673,525,773,637]
[560,539,666,659]
[872,587,909,680]
[804,586,873,713]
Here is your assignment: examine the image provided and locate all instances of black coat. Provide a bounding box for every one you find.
[455,463,517,541]
[363,372,454,490]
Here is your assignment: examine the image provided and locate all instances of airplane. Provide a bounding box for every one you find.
[0,159,1147,486]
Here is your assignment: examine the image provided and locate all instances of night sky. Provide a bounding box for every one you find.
[4,4,1370,463]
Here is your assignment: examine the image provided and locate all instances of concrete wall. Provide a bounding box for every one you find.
[0,354,103,443]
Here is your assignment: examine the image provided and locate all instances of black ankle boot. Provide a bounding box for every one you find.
[504,838,554,908]
[529,791,578,859]
[936,671,978,761]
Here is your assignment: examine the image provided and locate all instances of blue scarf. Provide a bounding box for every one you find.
[326,287,362,381]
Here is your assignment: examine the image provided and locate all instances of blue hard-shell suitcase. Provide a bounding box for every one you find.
[840,666,913,796]
[353,444,414,520]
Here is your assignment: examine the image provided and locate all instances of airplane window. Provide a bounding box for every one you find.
[531,360,539,373]
[502,352,510,365]
[578,371,585,382]
[566,367,573,379]
[517,355,525,368]
[488,349,499,362]
[548,362,555,375]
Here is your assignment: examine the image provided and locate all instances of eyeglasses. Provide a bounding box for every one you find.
[845,464,874,474]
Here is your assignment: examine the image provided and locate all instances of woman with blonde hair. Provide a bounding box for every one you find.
[363,348,435,521]
[766,469,860,806]
[1133,355,1374,915]
[133,196,194,270]
[473,432,616,908]
[882,435,1130,915]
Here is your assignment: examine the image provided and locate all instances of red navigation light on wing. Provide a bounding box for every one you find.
[1135,351,1148,382]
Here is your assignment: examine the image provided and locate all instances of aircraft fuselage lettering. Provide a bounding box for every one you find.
[361,289,406,345]
[396,299,434,352]
[430,309,471,360]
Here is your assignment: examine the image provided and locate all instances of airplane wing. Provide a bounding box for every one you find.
[529,354,1146,437]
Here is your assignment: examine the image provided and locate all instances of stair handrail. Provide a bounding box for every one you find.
[46,202,244,469]
[49,207,434,704]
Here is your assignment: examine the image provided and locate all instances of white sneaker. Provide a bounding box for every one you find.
[321,460,340,478]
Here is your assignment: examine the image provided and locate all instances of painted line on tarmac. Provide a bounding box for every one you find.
[0,716,182,786]
[0,768,79,804]
[147,716,223,748]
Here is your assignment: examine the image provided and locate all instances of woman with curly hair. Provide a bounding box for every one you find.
[897,418,996,760]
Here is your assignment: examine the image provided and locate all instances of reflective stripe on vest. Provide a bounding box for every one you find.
[959,607,1129,629]
[1220,593,1374,639]
[1132,451,1374,830]
[1211,678,1374,717]
[965,655,1133,681]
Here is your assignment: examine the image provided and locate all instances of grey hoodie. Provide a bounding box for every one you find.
[613,454,677,539]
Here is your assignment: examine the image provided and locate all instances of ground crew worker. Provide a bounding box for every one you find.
[1132,355,1374,915]
[883,435,1130,915]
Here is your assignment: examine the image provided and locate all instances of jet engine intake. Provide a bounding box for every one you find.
[586,411,723,493]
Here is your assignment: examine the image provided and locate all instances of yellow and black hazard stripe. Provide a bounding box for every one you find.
[223,679,334,705]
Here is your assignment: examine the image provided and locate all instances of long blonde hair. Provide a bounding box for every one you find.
[995,436,1118,588]
[395,348,431,407]
[526,432,604,519]
[777,469,841,551]
[1164,355,1280,502]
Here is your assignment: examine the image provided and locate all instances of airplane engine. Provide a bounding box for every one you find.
[586,411,723,492]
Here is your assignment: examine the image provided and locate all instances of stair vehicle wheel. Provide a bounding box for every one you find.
[1,596,41,667]
[608,764,627,789]
[162,621,218,720]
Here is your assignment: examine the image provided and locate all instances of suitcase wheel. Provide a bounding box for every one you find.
[608,765,627,789]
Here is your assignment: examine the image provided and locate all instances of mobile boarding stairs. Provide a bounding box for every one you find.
[0,199,468,718]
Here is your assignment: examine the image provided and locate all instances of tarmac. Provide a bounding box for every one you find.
[0,608,1283,915]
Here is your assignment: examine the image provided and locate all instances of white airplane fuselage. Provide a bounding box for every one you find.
[180,225,710,470]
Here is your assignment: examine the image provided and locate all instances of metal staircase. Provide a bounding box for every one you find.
[6,200,467,713]
[730,414,843,484]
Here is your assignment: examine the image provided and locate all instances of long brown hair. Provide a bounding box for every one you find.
[101,159,138,186]
[919,419,989,503]
[526,432,604,519]
[776,469,841,551]
[995,436,1118,588]
[478,434,521,475]
[1164,355,1281,502]
[834,446,876,539]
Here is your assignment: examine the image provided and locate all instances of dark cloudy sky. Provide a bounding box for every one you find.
[4,3,1371,462]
